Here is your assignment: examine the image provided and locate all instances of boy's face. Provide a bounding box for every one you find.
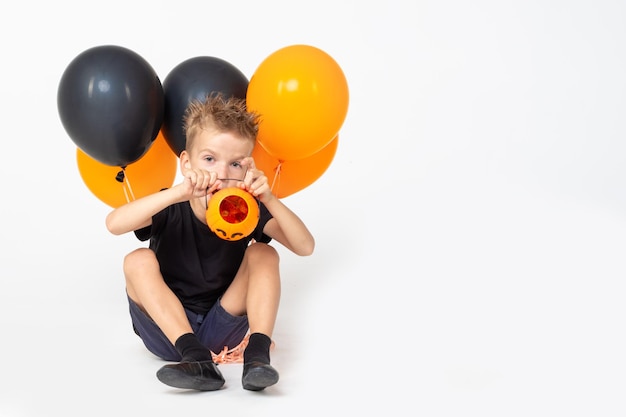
[182,128,254,187]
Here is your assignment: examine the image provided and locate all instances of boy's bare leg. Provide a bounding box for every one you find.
[222,243,281,390]
[124,248,225,391]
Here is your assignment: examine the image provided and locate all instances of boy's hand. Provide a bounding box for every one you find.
[180,168,220,200]
[240,157,274,203]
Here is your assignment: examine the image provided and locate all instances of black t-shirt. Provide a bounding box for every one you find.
[134,200,273,315]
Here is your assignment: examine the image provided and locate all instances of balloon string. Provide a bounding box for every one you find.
[115,167,136,203]
[125,171,136,201]
[122,181,131,203]
[271,162,282,192]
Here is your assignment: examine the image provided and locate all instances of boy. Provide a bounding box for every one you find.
[105,93,315,391]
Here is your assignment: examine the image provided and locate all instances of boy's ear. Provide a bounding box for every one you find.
[179,150,191,173]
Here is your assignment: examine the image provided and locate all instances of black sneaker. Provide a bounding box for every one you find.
[242,361,279,391]
[156,360,225,391]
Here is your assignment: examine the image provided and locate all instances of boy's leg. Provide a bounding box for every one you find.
[127,295,179,361]
[220,243,281,390]
[124,248,224,391]
[124,248,194,344]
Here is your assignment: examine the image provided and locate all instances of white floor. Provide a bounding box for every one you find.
[2,1,626,416]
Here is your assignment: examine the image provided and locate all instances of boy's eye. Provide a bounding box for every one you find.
[232,161,242,168]
[204,156,214,162]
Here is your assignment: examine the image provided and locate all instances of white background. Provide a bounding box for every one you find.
[1,1,625,415]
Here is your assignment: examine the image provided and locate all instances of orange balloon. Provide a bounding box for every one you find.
[253,135,339,198]
[77,131,178,208]
[247,45,348,161]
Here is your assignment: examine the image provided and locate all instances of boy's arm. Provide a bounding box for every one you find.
[261,194,315,257]
[105,186,185,235]
[106,168,221,235]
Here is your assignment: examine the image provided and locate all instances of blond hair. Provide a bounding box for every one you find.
[183,93,260,151]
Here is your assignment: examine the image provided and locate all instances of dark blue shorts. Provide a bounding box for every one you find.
[128,295,249,361]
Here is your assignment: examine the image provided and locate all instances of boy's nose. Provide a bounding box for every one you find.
[214,164,229,180]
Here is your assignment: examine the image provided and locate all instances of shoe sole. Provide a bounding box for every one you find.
[156,367,225,391]
[242,366,280,391]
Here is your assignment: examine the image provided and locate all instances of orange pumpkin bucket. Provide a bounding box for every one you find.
[206,187,260,241]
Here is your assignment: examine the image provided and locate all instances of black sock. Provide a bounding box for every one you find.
[244,333,272,365]
[174,333,213,362]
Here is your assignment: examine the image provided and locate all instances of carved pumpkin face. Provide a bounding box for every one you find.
[206,187,260,241]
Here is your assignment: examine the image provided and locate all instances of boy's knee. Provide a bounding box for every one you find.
[247,242,279,264]
[123,248,157,273]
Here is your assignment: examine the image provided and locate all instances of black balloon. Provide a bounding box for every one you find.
[162,56,249,156]
[57,45,164,167]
